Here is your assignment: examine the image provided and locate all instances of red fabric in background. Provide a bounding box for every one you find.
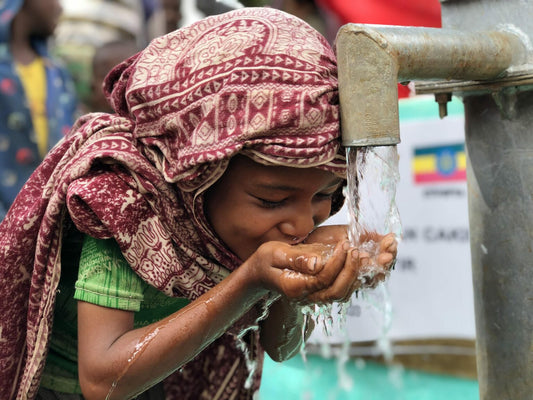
[317,0,441,27]
[319,0,442,97]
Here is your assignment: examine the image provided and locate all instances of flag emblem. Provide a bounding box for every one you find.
[412,143,466,184]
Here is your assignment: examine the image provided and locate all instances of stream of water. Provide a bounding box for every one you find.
[345,146,402,256]
[302,145,402,390]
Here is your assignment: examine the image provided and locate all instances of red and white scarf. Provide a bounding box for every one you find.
[0,7,345,399]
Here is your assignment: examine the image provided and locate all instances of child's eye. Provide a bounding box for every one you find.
[315,191,335,201]
[257,197,286,209]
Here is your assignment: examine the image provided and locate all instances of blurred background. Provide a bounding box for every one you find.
[52,1,478,399]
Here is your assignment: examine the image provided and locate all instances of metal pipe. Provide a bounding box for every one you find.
[335,17,533,400]
[336,24,527,147]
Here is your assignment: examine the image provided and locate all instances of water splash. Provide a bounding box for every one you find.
[302,145,401,328]
[300,145,402,393]
[236,295,278,389]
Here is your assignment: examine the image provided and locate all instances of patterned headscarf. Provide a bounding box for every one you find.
[0,7,345,399]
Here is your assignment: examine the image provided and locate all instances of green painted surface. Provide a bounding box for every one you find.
[260,354,478,400]
[399,95,464,121]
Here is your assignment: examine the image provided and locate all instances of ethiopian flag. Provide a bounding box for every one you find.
[412,143,466,184]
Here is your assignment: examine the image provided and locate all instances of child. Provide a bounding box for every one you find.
[88,39,140,113]
[0,0,78,220]
[0,7,397,399]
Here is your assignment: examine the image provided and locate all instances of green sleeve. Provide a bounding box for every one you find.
[74,235,146,311]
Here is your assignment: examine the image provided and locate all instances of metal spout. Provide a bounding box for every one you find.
[336,24,527,147]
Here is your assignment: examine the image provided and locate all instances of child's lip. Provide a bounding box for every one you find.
[287,235,308,245]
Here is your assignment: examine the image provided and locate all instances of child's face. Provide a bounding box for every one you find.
[205,155,343,261]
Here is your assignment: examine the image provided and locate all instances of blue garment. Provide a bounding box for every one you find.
[0,0,78,220]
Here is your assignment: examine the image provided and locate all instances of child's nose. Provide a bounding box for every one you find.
[279,205,320,241]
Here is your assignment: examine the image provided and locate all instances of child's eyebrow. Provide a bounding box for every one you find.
[252,178,343,192]
[252,183,300,192]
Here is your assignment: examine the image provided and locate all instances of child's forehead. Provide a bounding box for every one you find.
[224,155,340,188]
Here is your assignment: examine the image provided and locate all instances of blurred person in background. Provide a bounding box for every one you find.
[0,0,78,221]
[161,0,183,32]
[192,0,272,20]
[196,0,235,16]
[56,1,186,114]
[53,0,164,110]
[271,0,329,39]
[88,39,140,113]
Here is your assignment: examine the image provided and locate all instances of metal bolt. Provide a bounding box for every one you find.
[435,93,452,119]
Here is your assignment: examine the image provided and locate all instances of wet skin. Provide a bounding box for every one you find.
[77,156,397,399]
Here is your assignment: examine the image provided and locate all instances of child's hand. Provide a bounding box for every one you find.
[245,240,352,302]
[244,227,398,304]
[305,225,398,297]
[352,231,398,290]
[305,224,349,246]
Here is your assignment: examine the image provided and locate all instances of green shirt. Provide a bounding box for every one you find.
[41,235,189,393]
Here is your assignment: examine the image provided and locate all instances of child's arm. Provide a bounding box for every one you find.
[77,240,348,400]
[259,296,313,362]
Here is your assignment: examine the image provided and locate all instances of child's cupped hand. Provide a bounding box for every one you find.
[246,225,397,304]
[247,239,352,303]
[307,225,398,294]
